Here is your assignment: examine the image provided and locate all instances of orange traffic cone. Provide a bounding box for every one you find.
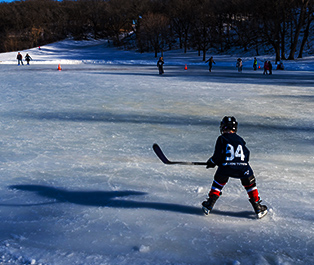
[58,64,62,71]
[258,64,261,69]
[184,64,187,70]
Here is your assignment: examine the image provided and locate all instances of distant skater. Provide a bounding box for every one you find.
[277,61,284,70]
[205,57,215,72]
[253,57,257,71]
[17,52,23,65]
[25,53,32,65]
[236,58,243,72]
[268,61,272,75]
[157,57,164,75]
[263,61,269,75]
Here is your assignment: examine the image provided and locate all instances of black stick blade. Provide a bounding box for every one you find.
[153,143,172,164]
[152,143,207,166]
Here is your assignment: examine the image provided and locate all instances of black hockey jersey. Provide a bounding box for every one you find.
[209,132,253,178]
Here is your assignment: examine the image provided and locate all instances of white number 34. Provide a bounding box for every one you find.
[226,144,245,161]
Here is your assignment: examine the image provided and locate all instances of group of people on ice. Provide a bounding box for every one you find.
[207,57,284,74]
[158,56,284,75]
[16,52,32,65]
[263,60,273,75]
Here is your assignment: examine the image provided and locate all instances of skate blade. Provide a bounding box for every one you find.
[202,206,211,215]
[257,209,268,219]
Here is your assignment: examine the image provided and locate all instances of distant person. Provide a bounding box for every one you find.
[157,57,164,75]
[277,61,284,70]
[17,52,23,66]
[253,57,257,71]
[205,56,215,72]
[236,58,243,72]
[25,53,32,65]
[268,61,272,75]
[263,61,269,75]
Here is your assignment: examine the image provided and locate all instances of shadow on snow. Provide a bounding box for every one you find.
[7,184,203,216]
[5,184,255,219]
[12,110,314,133]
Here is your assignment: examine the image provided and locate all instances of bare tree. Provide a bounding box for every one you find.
[105,0,133,46]
[288,0,311,59]
[298,1,314,58]
[168,0,196,52]
[190,0,218,61]
[140,12,170,57]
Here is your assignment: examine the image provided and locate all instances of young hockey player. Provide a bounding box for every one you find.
[202,116,268,219]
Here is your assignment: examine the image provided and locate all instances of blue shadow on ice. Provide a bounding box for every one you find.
[8,185,204,216]
[7,185,257,218]
[12,111,314,133]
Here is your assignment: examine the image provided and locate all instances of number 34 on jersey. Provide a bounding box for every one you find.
[224,144,247,166]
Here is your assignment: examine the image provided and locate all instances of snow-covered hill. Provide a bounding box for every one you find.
[1,38,314,71]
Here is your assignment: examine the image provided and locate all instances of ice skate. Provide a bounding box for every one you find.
[202,195,219,215]
[249,197,268,219]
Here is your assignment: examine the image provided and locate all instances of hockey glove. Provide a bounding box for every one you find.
[206,158,216,168]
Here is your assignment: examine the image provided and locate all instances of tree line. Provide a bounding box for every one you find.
[0,0,313,61]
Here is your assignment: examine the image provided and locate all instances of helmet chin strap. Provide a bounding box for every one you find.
[221,129,236,134]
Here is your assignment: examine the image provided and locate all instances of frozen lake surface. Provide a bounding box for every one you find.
[0,40,313,264]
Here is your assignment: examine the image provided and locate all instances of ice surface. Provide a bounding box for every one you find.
[0,40,313,264]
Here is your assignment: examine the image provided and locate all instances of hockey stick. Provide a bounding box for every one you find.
[152,143,207,166]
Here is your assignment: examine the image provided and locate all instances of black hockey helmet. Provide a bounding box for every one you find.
[220,116,238,133]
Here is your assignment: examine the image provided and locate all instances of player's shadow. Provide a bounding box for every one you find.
[6,185,255,219]
[7,184,204,216]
